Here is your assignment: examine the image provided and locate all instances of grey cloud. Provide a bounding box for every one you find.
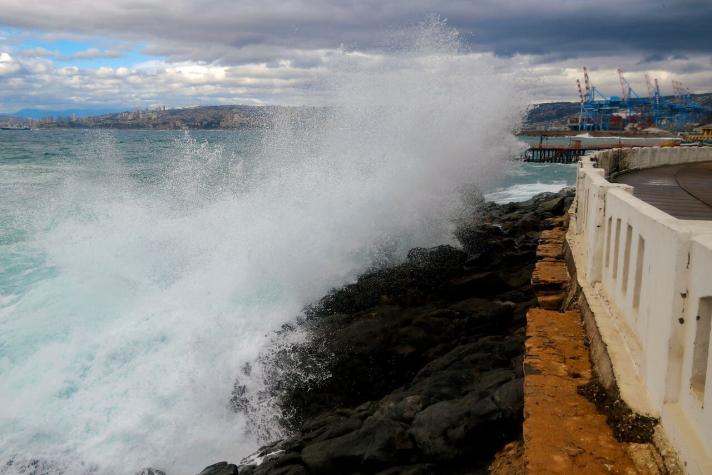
[70,47,125,60]
[638,52,692,65]
[16,46,125,61]
[678,62,708,74]
[2,1,710,66]
[18,47,59,58]
[141,43,327,70]
[638,53,668,64]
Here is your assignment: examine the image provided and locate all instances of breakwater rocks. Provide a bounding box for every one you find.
[199,190,574,475]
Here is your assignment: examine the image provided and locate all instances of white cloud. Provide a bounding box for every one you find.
[23,59,51,74]
[163,63,228,84]
[95,66,114,77]
[57,65,79,76]
[0,52,325,111]
[1,46,710,113]
[0,52,21,75]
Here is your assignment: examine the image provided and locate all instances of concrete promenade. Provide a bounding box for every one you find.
[614,162,712,220]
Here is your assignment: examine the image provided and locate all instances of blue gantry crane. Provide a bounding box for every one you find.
[575,67,709,131]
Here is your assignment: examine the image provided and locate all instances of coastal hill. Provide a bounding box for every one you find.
[2,93,710,130]
[1,105,328,130]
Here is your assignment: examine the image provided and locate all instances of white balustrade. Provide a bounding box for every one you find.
[571,147,712,474]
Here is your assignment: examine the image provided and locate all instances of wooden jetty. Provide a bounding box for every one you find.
[523,143,625,163]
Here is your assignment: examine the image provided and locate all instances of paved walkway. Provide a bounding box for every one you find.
[614,161,712,220]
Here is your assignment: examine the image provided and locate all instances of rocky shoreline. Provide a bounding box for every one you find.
[197,190,575,475]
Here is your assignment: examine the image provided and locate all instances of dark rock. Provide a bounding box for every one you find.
[303,414,363,442]
[445,271,510,299]
[242,451,307,475]
[213,189,574,475]
[538,195,566,214]
[198,461,239,475]
[380,395,426,423]
[301,416,416,474]
[410,397,483,460]
[464,251,500,270]
[455,224,506,255]
[407,245,468,270]
[258,466,307,475]
[492,378,524,414]
[136,469,166,475]
[374,464,436,475]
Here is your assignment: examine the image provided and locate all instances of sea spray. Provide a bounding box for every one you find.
[0,19,524,474]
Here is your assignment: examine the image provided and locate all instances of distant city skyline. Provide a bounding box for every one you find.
[1,0,711,113]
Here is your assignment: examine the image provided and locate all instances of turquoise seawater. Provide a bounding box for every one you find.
[0,129,575,473]
[484,160,576,203]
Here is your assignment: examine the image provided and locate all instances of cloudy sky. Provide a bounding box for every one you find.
[0,0,711,113]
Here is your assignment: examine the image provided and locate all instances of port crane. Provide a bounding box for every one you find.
[575,67,709,130]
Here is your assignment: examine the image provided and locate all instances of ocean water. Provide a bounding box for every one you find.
[484,160,576,203]
[0,22,574,475]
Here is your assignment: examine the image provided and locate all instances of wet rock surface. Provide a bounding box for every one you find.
[198,462,240,475]
[199,190,574,475]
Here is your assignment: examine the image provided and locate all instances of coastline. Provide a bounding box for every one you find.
[191,190,574,475]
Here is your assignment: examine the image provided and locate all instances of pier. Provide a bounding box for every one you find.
[523,143,626,163]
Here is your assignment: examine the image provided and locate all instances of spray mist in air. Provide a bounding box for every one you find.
[0,18,525,475]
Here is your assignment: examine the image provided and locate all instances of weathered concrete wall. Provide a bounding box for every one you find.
[595,146,712,179]
[569,147,712,474]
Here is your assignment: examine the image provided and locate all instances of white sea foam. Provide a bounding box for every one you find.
[0,19,524,474]
[485,182,570,203]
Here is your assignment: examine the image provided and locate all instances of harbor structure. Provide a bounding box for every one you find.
[682,124,712,145]
[574,68,709,131]
[523,137,680,163]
